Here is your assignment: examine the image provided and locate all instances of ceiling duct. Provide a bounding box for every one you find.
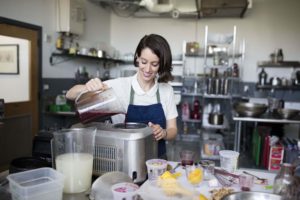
[88,0,249,18]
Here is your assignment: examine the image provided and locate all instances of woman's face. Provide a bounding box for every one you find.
[137,47,160,82]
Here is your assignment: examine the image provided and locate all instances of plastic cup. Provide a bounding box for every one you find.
[180,150,195,167]
[146,159,167,180]
[239,174,254,191]
[185,165,203,187]
[199,160,215,180]
[52,127,96,193]
[111,182,139,200]
[219,150,239,173]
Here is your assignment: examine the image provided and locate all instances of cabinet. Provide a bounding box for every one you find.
[181,26,244,150]
[256,61,300,90]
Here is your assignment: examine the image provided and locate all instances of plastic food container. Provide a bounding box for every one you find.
[146,159,168,180]
[7,167,64,200]
[111,182,139,200]
[219,150,240,173]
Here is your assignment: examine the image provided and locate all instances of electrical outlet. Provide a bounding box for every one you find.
[43,84,49,90]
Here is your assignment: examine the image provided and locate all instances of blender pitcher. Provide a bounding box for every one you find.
[52,127,96,194]
[75,88,126,123]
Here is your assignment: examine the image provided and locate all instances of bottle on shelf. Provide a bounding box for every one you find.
[55,33,64,50]
[258,68,268,86]
[181,101,190,121]
[232,63,239,78]
[276,48,284,62]
[191,99,201,120]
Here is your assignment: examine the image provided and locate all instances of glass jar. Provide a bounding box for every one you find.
[273,163,295,198]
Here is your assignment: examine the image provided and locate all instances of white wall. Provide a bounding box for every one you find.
[110,0,300,82]
[0,36,29,103]
[0,0,111,79]
[0,0,299,82]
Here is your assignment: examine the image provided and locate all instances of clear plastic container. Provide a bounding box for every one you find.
[201,133,224,160]
[75,88,126,123]
[145,159,167,180]
[7,167,64,200]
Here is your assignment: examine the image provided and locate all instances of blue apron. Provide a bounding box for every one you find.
[126,86,166,158]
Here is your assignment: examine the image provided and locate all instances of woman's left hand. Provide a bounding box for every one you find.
[148,122,166,141]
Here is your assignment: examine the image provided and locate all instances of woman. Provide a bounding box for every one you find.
[66,34,178,159]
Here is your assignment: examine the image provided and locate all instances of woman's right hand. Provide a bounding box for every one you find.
[66,78,108,100]
[85,78,108,91]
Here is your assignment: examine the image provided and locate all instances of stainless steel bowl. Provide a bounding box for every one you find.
[234,102,268,117]
[221,191,283,200]
[274,108,299,119]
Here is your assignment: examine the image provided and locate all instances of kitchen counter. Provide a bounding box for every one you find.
[0,162,276,200]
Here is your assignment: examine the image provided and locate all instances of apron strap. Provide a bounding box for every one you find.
[129,86,160,104]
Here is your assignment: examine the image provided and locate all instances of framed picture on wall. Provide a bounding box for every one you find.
[0,44,19,74]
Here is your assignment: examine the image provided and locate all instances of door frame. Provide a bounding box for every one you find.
[0,16,43,135]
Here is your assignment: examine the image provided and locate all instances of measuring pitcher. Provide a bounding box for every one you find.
[52,127,96,193]
[75,88,126,123]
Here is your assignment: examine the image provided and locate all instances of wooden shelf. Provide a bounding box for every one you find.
[257,61,300,68]
[50,52,125,65]
[256,84,300,90]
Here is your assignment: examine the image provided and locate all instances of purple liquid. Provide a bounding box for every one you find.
[181,160,194,166]
[241,187,250,191]
[78,111,122,124]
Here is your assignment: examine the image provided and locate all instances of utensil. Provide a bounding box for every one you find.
[221,191,283,200]
[274,108,299,119]
[208,112,224,125]
[270,77,282,86]
[170,163,181,173]
[234,102,267,117]
[243,171,268,184]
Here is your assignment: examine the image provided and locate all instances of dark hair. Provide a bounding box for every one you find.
[134,34,173,83]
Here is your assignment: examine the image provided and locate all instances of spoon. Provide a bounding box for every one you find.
[243,171,268,184]
[170,163,181,173]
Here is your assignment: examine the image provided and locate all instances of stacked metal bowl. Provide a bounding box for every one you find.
[234,102,268,117]
[274,108,299,119]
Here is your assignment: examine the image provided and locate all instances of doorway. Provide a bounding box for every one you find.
[0,17,42,171]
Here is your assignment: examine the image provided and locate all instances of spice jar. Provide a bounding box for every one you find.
[273,163,295,198]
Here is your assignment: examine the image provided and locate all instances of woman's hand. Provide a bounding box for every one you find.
[85,78,108,91]
[148,122,167,141]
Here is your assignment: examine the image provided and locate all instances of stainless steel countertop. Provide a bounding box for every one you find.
[233,113,300,124]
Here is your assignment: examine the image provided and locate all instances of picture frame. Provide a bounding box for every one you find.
[0,44,19,74]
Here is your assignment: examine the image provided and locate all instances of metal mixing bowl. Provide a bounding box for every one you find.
[274,108,299,119]
[221,191,283,200]
[234,102,268,117]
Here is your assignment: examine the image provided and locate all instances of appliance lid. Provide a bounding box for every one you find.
[73,122,153,140]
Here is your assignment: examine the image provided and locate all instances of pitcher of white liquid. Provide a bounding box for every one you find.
[52,127,96,194]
